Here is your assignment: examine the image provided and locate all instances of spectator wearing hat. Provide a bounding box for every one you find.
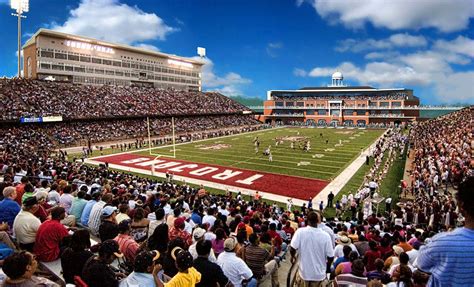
[0,186,21,230]
[80,191,100,227]
[384,245,404,270]
[1,251,59,286]
[69,189,88,223]
[60,229,94,284]
[168,217,192,247]
[217,237,256,287]
[120,250,161,287]
[189,227,217,262]
[194,239,229,287]
[114,219,140,264]
[99,205,119,242]
[290,211,334,285]
[13,197,41,251]
[155,247,201,287]
[88,193,113,235]
[33,190,51,222]
[334,235,358,258]
[82,239,125,287]
[34,206,69,262]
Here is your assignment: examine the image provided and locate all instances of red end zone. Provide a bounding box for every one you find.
[92,153,329,200]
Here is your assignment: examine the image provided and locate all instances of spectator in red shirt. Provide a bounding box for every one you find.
[364,240,381,272]
[168,217,192,247]
[14,176,28,206]
[282,221,295,240]
[267,223,283,254]
[34,206,69,262]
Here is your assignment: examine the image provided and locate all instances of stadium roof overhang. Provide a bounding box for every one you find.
[23,28,204,66]
[269,87,408,93]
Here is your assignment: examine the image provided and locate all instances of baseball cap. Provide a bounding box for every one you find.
[224,237,237,252]
[101,206,117,217]
[174,217,185,228]
[193,228,206,241]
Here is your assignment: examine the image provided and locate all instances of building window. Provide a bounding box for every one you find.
[55,53,67,60]
[80,56,91,62]
[40,51,54,58]
[115,71,123,77]
[357,110,366,116]
[122,63,131,68]
[40,63,51,70]
[74,66,85,73]
[131,63,138,69]
[103,59,112,65]
[51,64,64,70]
[105,70,115,76]
[68,54,80,61]
[65,65,74,72]
[92,58,102,64]
[95,69,105,74]
[113,61,122,67]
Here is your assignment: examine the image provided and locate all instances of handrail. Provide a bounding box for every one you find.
[286,257,299,287]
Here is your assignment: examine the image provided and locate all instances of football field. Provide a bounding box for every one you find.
[138,127,383,180]
[89,127,384,200]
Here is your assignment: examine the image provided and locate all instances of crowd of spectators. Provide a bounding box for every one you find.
[1,114,261,147]
[0,100,472,287]
[0,78,249,120]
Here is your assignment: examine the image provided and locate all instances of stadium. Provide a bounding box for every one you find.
[0,1,473,287]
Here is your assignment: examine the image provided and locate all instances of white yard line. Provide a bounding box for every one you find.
[89,127,284,160]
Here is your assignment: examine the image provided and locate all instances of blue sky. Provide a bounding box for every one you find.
[1,0,473,104]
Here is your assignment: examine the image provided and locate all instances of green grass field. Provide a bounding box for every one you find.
[133,127,384,181]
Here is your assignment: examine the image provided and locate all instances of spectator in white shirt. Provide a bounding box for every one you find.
[217,237,256,287]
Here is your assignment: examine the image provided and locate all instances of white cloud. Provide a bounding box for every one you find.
[434,36,474,58]
[336,33,427,53]
[434,71,474,103]
[293,68,308,77]
[308,0,474,32]
[192,57,251,96]
[134,43,160,52]
[266,42,283,57]
[51,0,176,45]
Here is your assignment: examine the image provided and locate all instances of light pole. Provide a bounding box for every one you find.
[10,0,29,78]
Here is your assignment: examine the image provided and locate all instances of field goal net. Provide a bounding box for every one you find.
[146,117,177,176]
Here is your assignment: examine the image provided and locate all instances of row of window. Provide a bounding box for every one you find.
[275,101,402,108]
[278,109,401,116]
[71,75,199,91]
[38,62,199,85]
[38,50,199,78]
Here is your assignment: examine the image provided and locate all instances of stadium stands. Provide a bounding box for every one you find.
[0,78,250,120]
[0,77,472,287]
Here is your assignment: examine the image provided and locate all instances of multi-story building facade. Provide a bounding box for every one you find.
[262,72,420,126]
[22,29,204,91]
